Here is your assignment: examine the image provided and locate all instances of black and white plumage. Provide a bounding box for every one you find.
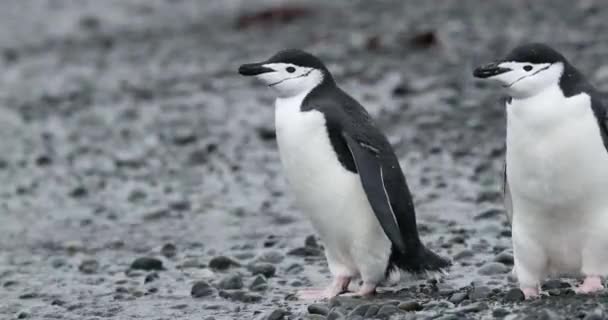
[239,49,449,299]
[474,43,608,298]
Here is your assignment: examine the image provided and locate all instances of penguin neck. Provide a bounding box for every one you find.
[558,62,591,98]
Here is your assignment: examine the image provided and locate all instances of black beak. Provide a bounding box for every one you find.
[473,62,511,79]
[238,62,275,76]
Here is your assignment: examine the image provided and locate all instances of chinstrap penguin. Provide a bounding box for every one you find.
[474,43,608,299]
[239,49,450,299]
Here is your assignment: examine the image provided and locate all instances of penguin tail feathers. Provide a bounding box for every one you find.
[387,245,451,276]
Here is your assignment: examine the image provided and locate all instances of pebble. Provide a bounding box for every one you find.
[492,308,510,318]
[541,279,570,290]
[348,304,371,317]
[209,256,240,270]
[218,290,262,303]
[179,258,203,269]
[17,311,29,319]
[453,302,488,314]
[305,235,319,248]
[264,309,287,320]
[454,249,474,260]
[307,304,329,315]
[78,259,99,274]
[494,250,514,265]
[537,308,564,320]
[376,304,400,317]
[160,243,177,258]
[249,275,268,291]
[469,286,491,300]
[306,315,325,320]
[217,274,243,290]
[398,300,422,312]
[144,272,159,284]
[287,246,323,257]
[478,262,509,275]
[130,257,164,271]
[256,251,284,264]
[474,208,504,220]
[364,305,380,317]
[191,281,214,298]
[503,288,525,302]
[449,291,468,304]
[326,310,345,320]
[247,263,276,278]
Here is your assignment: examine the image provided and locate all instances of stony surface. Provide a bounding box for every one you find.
[1,0,608,319]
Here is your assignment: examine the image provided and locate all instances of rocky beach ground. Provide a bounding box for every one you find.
[2,0,608,319]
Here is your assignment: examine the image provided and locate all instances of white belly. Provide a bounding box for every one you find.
[274,93,390,276]
[507,88,608,273]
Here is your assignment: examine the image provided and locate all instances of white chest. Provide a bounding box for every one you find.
[506,86,608,209]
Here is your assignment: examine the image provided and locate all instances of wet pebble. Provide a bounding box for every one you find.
[209,256,240,270]
[264,308,287,320]
[453,301,488,314]
[144,272,159,284]
[256,251,284,264]
[398,300,422,312]
[307,304,329,315]
[78,259,99,274]
[326,309,345,320]
[364,305,380,317]
[130,257,164,271]
[218,290,262,303]
[247,263,276,278]
[249,275,268,291]
[305,315,325,320]
[17,311,29,319]
[191,280,214,298]
[287,246,322,257]
[454,249,474,260]
[348,304,371,317]
[377,304,400,317]
[541,279,570,290]
[469,286,491,300]
[494,250,514,265]
[492,308,510,318]
[503,288,524,302]
[478,262,509,275]
[160,243,177,258]
[217,274,243,290]
[449,291,468,304]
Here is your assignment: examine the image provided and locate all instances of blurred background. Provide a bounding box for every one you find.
[0,1,607,319]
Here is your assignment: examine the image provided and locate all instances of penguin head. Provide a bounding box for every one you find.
[473,43,568,98]
[239,49,329,98]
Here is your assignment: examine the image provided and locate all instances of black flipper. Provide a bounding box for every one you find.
[343,132,450,272]
[343,133,406,252]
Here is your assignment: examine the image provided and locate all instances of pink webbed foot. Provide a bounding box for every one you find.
[339,282,377,298]
[297,276,351,300]
[521,287,540,299]
[576,276,604,294]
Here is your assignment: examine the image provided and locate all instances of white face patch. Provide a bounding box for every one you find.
[254,63,324,98]
[488,62,564,99]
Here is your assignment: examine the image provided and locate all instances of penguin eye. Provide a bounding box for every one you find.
[523,65,533,72]
[286,66,296,73]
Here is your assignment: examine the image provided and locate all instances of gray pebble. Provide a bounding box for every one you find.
[130,257,164,271]
[398,300,422,312]
[78,259,99,274]
[453,301,488,314]
[478,262,509,275]
[348,304,371,317]
[288,247,323,257]
[469,286,491,300]
[503,288,524,302]
[160,243,177,258]
[454,249,474,260]
[144,272,159,284]
[247,263,276,278]
[494,250,514,265]
[377,304,400,317]
[256,251,284,264]
[305,315,325,320]
[249,275,268,291]
[449,291,468,304]
[217,274,243,290]
[218,290,262,303]
[307,304,329,315]
[364,304,380,317]
[265,308,287,320]
[209,256,240,270]
[326,310,345,320]
[191,281,214,298]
